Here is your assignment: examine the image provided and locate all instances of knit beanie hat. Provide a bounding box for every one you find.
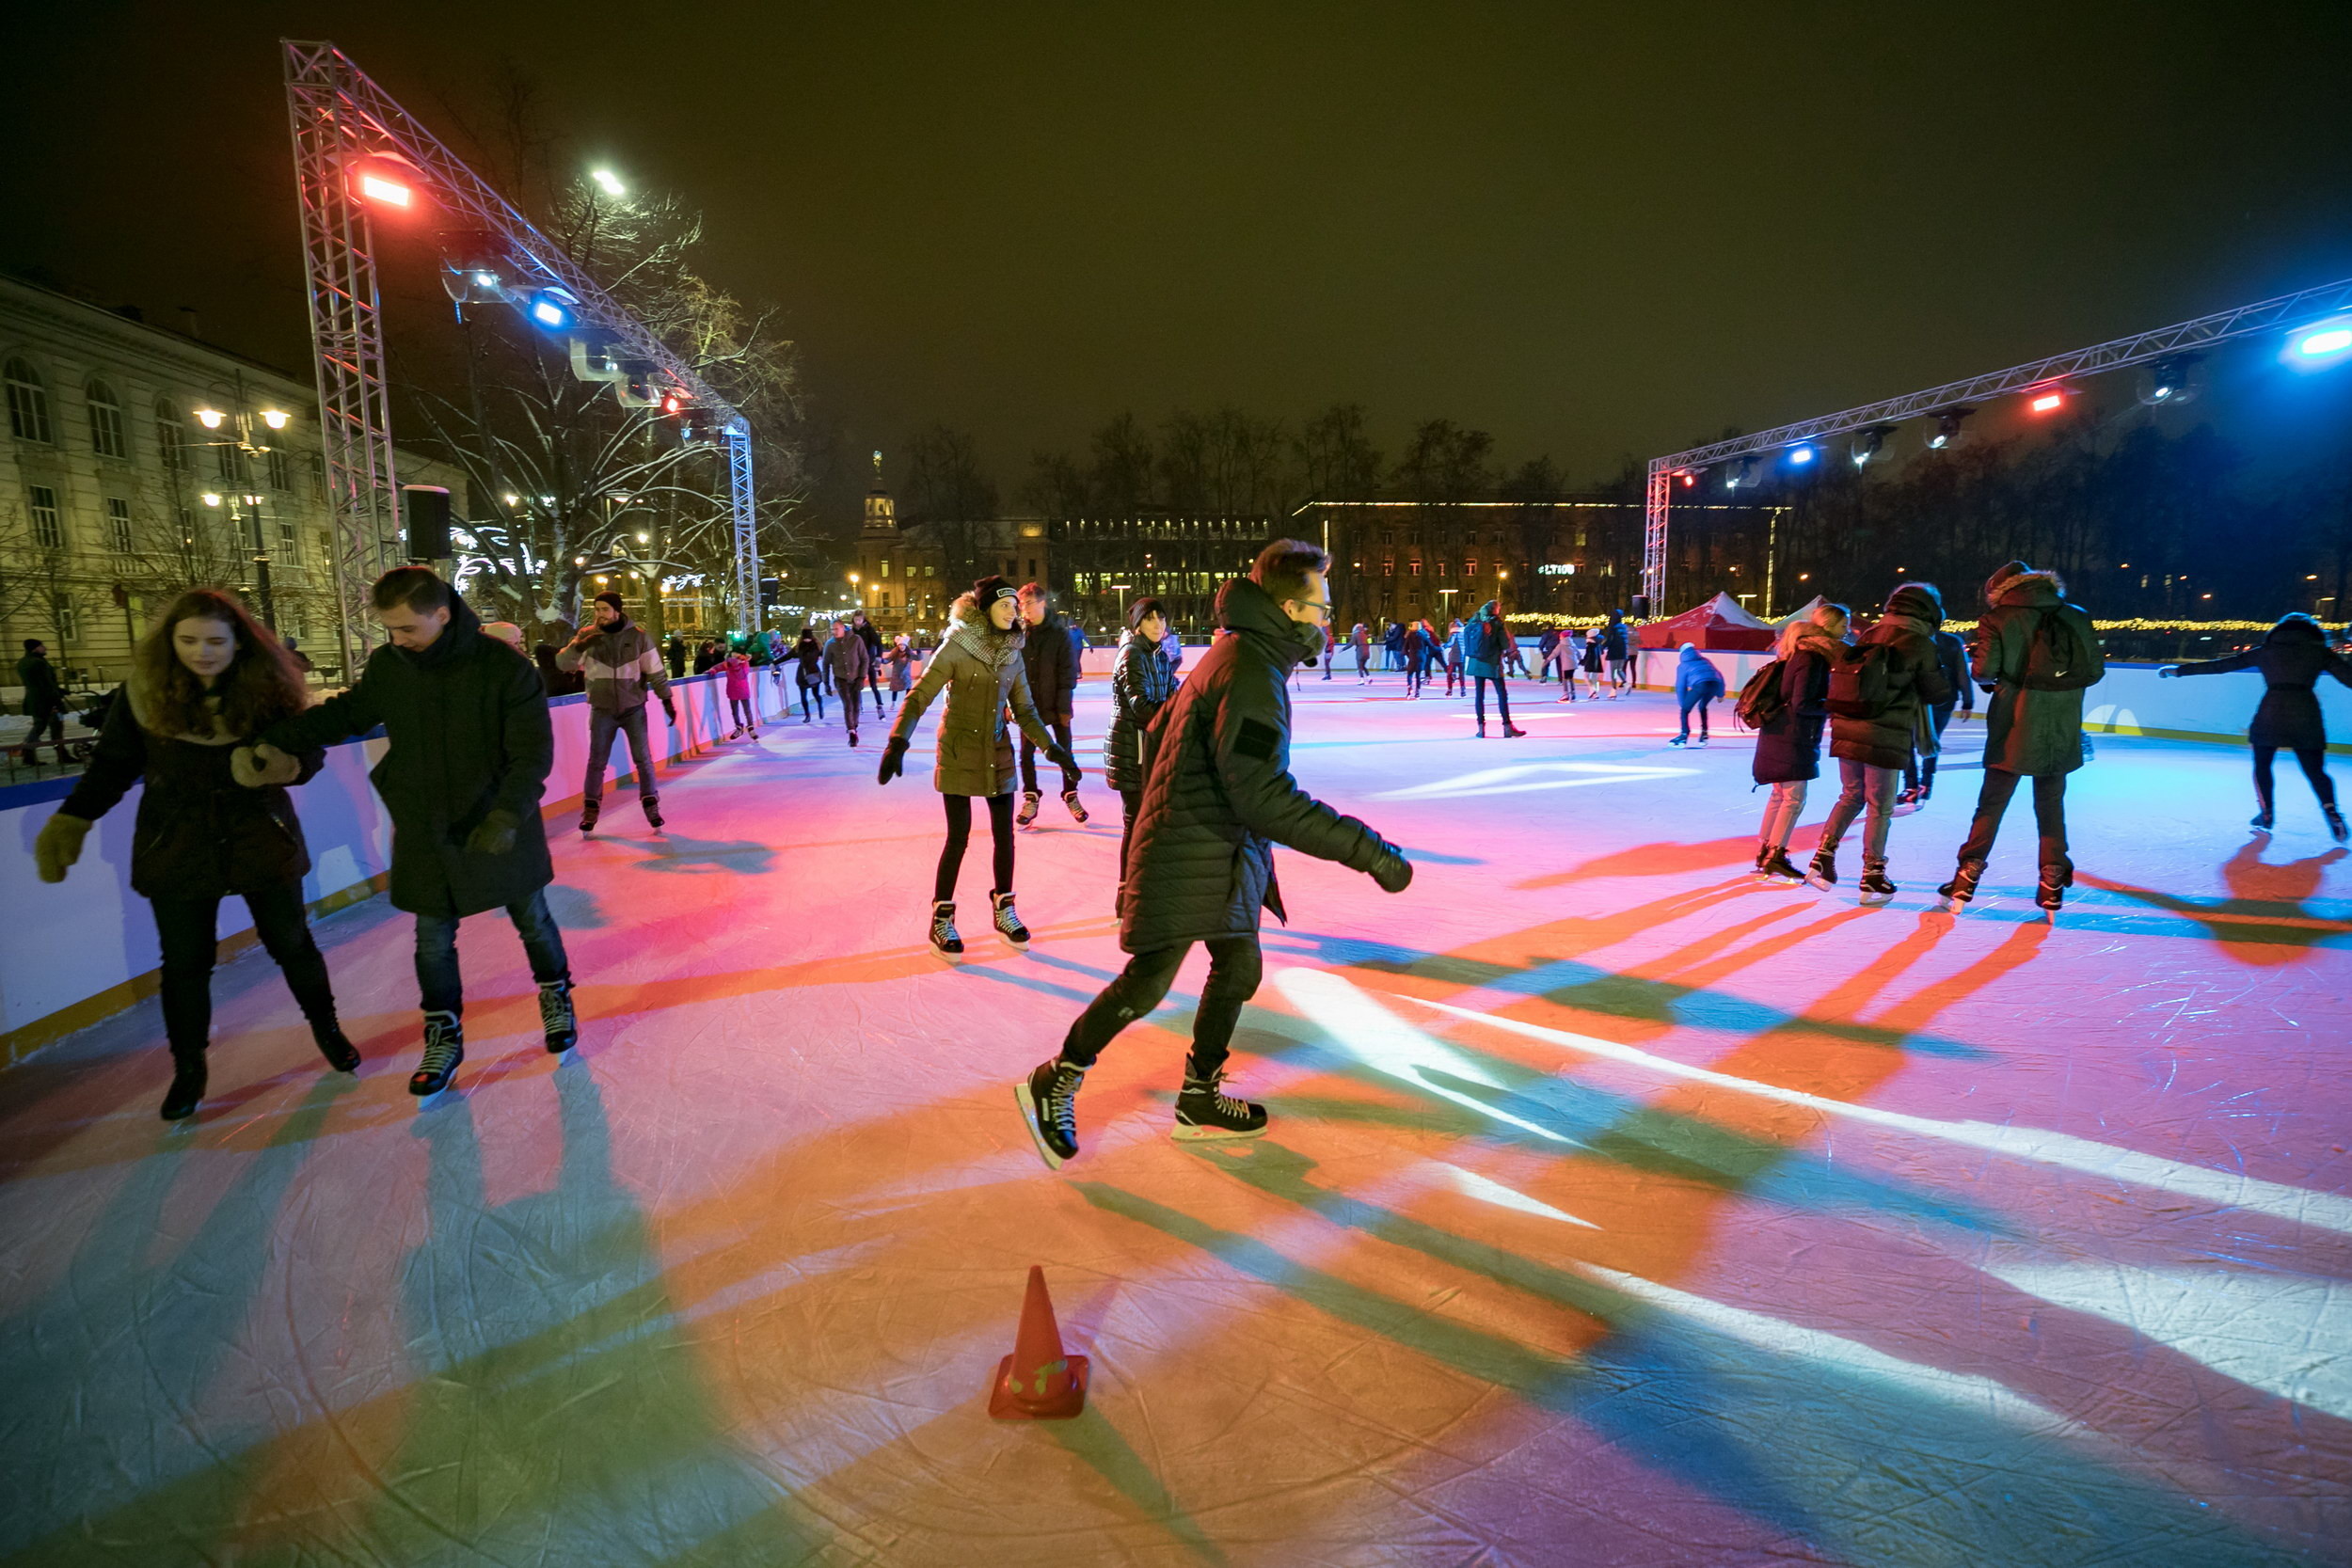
[593,591,627,614]
[972,576,1017,615]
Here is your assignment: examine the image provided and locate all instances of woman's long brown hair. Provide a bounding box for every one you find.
[130,589,310,740]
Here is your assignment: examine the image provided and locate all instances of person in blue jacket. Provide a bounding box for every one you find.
[1671,643,1726,746]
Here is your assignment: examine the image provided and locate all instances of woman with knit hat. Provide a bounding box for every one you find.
[876,577,1080,955]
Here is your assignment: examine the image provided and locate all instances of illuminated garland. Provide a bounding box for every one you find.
[1501,612,2347,634]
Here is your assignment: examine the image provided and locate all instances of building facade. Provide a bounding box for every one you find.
[852,471,1052,641]
[1048,515,1273,639]
[1,274,461,687]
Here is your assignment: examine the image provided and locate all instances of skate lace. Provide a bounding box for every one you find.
[1185,1069,1251,1119]
[1047,1065,1084,1139]
[537,984,573,1031]
[419,1029,462,1075]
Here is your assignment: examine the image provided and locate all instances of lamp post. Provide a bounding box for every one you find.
[191,375,292,633]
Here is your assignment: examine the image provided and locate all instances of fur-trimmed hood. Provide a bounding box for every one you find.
[944,592,1028,666]
[1987,563,2065,609]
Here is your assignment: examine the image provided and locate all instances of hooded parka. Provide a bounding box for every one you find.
[1828,584,1956,771]
[1118,577,1396,954]
[1463,602,1512,681]
[1751,623,1841,785]
[62,679,328,900]
[888,594,1059,797]
[2170,614,2352,752]
[1973,565,2103,776]
[258,597,556,918]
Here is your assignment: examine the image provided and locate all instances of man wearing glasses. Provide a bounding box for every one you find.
[1016,539,1414,1167]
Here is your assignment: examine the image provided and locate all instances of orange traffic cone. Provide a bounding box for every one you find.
[988,1265,1089,1419]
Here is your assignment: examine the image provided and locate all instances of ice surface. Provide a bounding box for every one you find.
[2,678,2345,1566]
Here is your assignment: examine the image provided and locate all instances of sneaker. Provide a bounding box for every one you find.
[311,1019,361,1072]
[537,979,578,1053]
[992,891,1031,945]
[1015,1056,1087,1168]
[160,1054,207,1121]
[1858,860,1897,906]
[1758,847,1804,884]
[1015,790,1041,829]
[929,900,963,956]
[1172,1067,1269,1142]
[1063,789,1089,824]
[580,800,600,834]
[1937,860,1986,912]
[1806,847,1839,890]
[410,1012,465,1097]
[643,795,664,831]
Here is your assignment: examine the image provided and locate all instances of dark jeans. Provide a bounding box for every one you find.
[727,696,754,730]
[1902,702,1960,792]
[1820,759,1902,861]
[1406,666,1425,696]
[1020,719,1077,794]
[413,886,570,1017]
[841,685,864,732]
[936,792,1017,902]
[1958,768,2070,874]
[1057,932,1263,1079]
[21,704,66,757]
[584,705,656,804]
[1676,694,1714,740]
[1473,675,1514,728]
[150,880,336,1058]
[798,679,825,720]
[2254,746,2336,814]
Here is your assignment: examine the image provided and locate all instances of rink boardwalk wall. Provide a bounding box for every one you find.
[0,669,786,1067]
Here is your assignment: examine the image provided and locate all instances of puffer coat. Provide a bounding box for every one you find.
[62,680,328,900]
[888,594,1059,797]
[1828,587,1955,771]
[1463,603,1512,681]
[1119,577,1396,953]
[1020,607,1079,725]
[259,597,556,918]
[1674,646,1725,705]
[2170,615,2352,752]
[1105,632,1178,795]
[1751,626,1839,785]
[1973,568,2102,775]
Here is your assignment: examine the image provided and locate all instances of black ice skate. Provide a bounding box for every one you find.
[992,891,1031,945]
[2249,807,2275,832]
[1015,1056,1087,1169]
[1062,789,1089,824]
[1806,847,1839,891]
[1172,1068,1269,1143]
[310,1018,361,1072]
[1757,847,1804,885]
[2330,806,2349,845]
[538,979,579,1053]
[160,1053,206,1121]
[2036,865,2069,917]
[1938,861,1986,913]
[579,799,600,834]
[1858,859,1897,906]
[410,1011,465,1097]
[929,900,963,957]
[643,794,664,831]
[1016,790,1041,829]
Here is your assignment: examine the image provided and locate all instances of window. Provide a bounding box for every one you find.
[155,399,187,471]
[105,497,133,553]
[1382,559,1394,578]
[266,447,292,491]
[27,484,63,548]
[87,380,126,458]
[924,562,936,578]
[880,557,892,578]
[215,440,239,482]
[6,358,52,443]
[278,515,299,556]
[1466,557,1479,578]
[1409,559,1422,577]
[54,599,78,641]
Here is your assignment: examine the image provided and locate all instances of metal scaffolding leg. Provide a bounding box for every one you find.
[1643,461,1671,613]
[283,40,401,683]
[725,420,759,639]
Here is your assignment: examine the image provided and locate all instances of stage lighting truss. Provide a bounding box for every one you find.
[1925,408,1973,451]
[283,38,765,664]
[1637,271,2352,609]
[2138,355,2202,406]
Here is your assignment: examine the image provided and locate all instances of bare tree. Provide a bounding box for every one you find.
[1296,404,1382,500]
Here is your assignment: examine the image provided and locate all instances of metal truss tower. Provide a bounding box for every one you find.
[280,40,762,667]
[1641,273,2352,612]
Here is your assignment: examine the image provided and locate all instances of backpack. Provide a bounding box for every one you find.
[1735,658,1789,730]
[2022,608,2100,690]
[1825,640,1899,720]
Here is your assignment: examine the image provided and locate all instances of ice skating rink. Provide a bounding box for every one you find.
[4,676,2347,1567]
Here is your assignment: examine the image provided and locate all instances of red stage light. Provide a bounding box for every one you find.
[662,393,683,415]
[350,156,421,210]
[2027,390,2065,414]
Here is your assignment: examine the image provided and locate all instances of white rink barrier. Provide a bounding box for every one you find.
[0,669,792,1064]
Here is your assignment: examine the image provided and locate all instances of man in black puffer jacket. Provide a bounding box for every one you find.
[1015,541,1413,1168]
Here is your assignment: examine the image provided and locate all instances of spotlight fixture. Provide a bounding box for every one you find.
[350,154,423,210]
[1925,406,1974,450]
[2288,319,2352,368]
[1849,426,1894,468]
[2138,355,2201,406]
[2026,386,2068,416]
[1787,443,1817,467]
[526,286,580,331]
[1724,456,1757,490]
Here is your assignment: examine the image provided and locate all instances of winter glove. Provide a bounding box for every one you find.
[877,736,910,784]
[231,743,302,788]
[463,810,519,856]
[1369,845,1414,895]
[662,703,679,726]
[1046,744,1081,780]
[35,813,91,884]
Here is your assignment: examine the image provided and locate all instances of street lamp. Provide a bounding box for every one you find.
[190,374,291,632]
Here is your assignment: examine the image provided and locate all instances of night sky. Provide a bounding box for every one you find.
[7,1,2351,502]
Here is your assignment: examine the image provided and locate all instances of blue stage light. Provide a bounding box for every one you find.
[1788,443,1816,466]
[526,288,578,331]
[2298,326,2352,358]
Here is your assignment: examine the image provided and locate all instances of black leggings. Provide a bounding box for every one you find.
[936,792,1017,902]
[150,880,337,1059]
[1474,675,1513,728]
[2254,745,2336,815]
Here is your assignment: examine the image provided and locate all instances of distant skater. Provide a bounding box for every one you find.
[2163,612,2352,840]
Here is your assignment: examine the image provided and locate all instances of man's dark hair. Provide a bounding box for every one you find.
[371,566,454,614]
[1250,539,1328,605]
[1128,595,1167,629]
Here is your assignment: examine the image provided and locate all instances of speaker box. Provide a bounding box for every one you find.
[403,485,453,562]
[1630,594,1651,618]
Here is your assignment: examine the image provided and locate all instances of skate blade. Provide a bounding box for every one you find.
[1858,892,1894,907]
[1171,1121,1269,1143]
[1013,1082,1070,1170]
[1804,876,1836,893]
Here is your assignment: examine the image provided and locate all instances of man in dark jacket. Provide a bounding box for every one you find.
[15,638,66,764]
[557,592,677,832]
[1811,582,1954,903]
[850,609,885,706]
[245,567,572,1097]
[1899,624,1974,807]
[1014,582,1087,826]
[1942,561,2103,912]
[1015,540,1413,1168]
[824,620,871,746]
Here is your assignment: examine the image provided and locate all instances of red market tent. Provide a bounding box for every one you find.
[1634,591,1777,651]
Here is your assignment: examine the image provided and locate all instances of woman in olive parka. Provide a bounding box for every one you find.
[878,577,1080,954]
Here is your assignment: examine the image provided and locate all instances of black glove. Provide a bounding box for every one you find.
[662,704,679,725]
[463,810,519,856]
[1046,745,1081,780]
[1369,842,1413,894]
[877,736,910,784]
